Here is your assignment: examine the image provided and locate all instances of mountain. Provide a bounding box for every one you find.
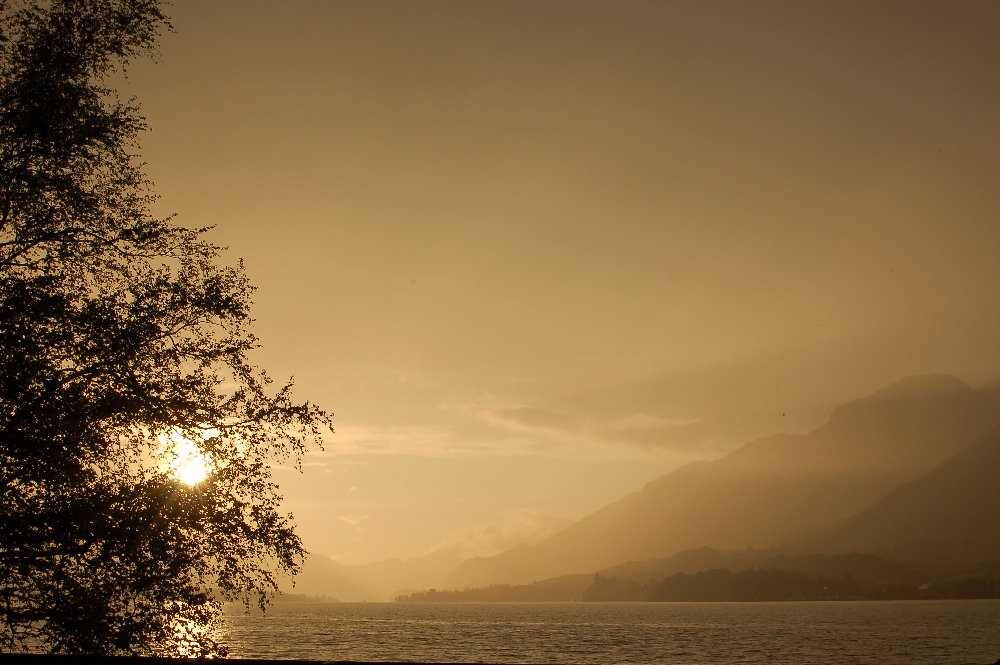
[593,546,784,584]
[285,552,369,600]
[396,573,593,603]
[396,548,927,603]
[288,548,464,601]
[447,375,1000,588]
[582,550,927,602]
[822,425,1000,567]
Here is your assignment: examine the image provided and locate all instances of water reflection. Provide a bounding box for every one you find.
[221,600,1000,664]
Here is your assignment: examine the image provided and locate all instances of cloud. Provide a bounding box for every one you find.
[307,424,461,457]
[338,514,369,529]
[434,509,575,559]
[489,403,710,453]
[599,414,707,450]
[297,386,714,466]
[301,408,560,461]
[491,406,584,435]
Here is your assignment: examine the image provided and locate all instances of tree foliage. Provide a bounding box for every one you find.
[0,0,332,655]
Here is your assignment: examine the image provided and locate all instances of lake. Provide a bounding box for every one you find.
[220,599,1000,663]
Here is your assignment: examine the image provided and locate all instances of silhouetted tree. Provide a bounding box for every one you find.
[0,0,331,655]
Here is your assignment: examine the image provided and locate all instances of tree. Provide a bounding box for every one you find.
[0,0,332,655]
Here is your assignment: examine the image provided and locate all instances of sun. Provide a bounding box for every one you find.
[172,438,210,485]
[158,429,215,486]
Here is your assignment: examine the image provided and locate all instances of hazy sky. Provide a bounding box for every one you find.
[124,0,1000,563]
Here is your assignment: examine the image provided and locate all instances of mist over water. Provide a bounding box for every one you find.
[221,600,999,664]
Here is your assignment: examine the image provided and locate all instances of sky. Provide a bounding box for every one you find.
[122,0,1000,564]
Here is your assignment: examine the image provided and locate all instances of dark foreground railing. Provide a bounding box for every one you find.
[0,655,566,665]
[5,655,1000,665]
[3,655,998,665]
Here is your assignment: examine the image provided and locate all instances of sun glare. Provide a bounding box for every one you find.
[173,439,209,485]
[158,429,216,486]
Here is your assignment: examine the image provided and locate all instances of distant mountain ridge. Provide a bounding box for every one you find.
[289,374,1000,600]
[447,374,1000,588]
[822,424,1000,566]
[289,548,464,601]
[397,547,966,602]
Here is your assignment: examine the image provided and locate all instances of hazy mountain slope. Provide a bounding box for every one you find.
[594,547,783,583]
[447,375,1000,587]
[607,549,923,588]
[822,426,1000,565]
[288,553,370,600]
[289,549,464,601]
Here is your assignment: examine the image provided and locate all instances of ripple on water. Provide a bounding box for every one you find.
[220,599,1000,664]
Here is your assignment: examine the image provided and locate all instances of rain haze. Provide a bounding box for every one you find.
[123,1,1000,568]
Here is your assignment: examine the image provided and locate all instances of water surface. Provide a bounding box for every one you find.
[221,599,1000,664]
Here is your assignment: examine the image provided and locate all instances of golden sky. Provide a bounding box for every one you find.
[125,0,1000,563]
